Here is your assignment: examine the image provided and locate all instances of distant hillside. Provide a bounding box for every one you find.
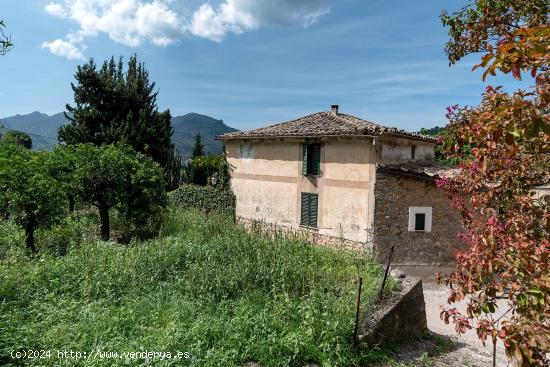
[171,113,238,157]
[0,111,237,156]
[1,111,65,150]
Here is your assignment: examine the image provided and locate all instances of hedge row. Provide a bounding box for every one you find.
[168,184,236,218]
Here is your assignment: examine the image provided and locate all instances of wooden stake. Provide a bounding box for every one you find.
[378,246,394,301]
[353,277,363,345]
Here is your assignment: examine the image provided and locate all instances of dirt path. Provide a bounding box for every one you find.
[382,279,511,367]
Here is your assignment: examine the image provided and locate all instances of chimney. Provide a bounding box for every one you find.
[331,104,339,115]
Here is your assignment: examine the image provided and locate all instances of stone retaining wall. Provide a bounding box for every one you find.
[361,278,428,345]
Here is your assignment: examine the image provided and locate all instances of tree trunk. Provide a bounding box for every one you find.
[68,195,75,213]
[99,205,110,241]
[25,223,37,253]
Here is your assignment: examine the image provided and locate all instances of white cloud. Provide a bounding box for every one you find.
[41,38,86,60]
[190,0,329,41]
[45,2,67,18]
[42,0,330,58]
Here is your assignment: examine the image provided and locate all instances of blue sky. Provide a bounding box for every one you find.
[0,0,532,131]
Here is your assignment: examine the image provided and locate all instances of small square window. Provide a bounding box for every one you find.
[408,207,432,232]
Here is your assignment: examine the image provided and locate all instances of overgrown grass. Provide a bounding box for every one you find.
[0,207,396,366]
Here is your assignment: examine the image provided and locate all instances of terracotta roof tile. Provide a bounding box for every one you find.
[378,161,459,179]
[217,111,435,142]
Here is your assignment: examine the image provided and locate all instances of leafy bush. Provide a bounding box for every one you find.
[182,154,230,188]
[35,213,99,256]
[0,144,67,252]
[169,184,235,218]
[0,220,24,261]
[1,130,32,149]
[0,208,395,367]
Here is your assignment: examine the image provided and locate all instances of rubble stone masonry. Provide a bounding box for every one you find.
[373,171,463,265]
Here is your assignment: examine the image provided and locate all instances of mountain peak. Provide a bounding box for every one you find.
[171,112,237,157]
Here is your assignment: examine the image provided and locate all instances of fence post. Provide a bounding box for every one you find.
[352,277,363,346]
[378,245,395,301]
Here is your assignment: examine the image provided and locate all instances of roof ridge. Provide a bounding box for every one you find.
[218,109,436,142]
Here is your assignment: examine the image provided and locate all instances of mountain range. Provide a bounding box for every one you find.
[0,111,238,157]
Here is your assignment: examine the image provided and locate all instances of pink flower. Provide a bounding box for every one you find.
[436,177,449,188]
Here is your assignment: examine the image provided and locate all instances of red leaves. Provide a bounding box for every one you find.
[475,25,550,81]
[437,72,549,367]
[438,5,549,365]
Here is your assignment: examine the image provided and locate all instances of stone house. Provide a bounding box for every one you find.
[217,105,463,266]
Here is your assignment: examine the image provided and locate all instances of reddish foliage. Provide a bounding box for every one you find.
[439,2,549,365]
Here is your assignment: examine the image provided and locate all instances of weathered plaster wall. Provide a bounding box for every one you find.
[377,137,435,163]
[226,141,301,226]
[373,171,463,265]
[313,139,376,244]
[225,139,376,245]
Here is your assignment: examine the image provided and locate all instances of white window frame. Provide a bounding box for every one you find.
[408,207,432,232]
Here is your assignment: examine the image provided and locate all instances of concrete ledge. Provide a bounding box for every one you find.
[361,277,428,345]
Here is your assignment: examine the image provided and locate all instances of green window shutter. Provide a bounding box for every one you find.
[300,192,309,226]
[302,143,308,176]
[300,192,319,228]
[310,144,321,176]
[309,193,318,228]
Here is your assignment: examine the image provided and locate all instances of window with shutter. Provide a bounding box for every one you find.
[302,143,321,176]
[300,192,318,228]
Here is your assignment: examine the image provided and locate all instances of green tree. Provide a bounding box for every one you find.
[192,132,205,158]
[0,145,66,252]
[164,148,183,191]
[59,55,175,183]
[72,144,166,241]
[1,130,32,149]
[46,145,82,212]
[0,20,12,55]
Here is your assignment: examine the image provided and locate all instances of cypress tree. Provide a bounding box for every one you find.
[192,133,204,158]
[59,55,175,181]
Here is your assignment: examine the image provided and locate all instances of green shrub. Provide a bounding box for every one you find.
[36,213,99,256]
[169,184,235,218]
[182,154,231,188]
[0,220,24,261]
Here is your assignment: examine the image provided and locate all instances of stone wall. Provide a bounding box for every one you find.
[362,278,427,345]
[373,171,463,265]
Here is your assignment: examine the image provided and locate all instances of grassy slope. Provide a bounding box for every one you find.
[0,208,394,367]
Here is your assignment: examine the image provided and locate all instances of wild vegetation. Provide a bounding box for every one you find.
[439,1,549,365]
[0,207,396,367]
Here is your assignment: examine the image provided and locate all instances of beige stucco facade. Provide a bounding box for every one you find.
[226,138,378,246]
[377,137,435,164]
[219,106,466,265]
